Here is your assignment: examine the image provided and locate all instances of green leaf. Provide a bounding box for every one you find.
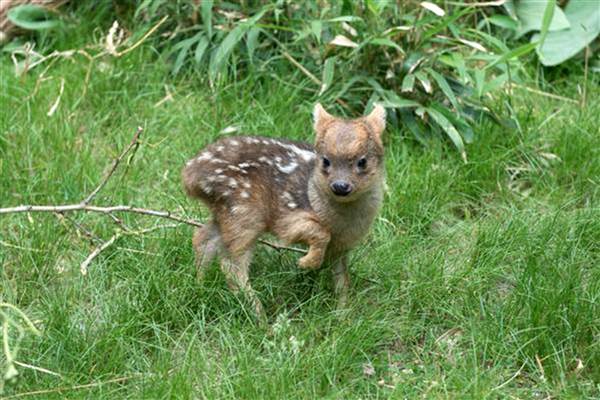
[201,0,214,38]
[246,27,261,64]
[368,38,404,53]
[400,109,428,145]
[7,5,60,30]
[310,20,322,43]
[426,68,460,111]
[194,34,209,64]
[487,15,518,31]
[533,0,600,66]
[380,90,420,108]
[401,74,415,93]
[538,0,556,48]
[414,71,432,93]
[425,107,467,162]
[209,10,267,80]
[326,16,363,23]
[172,33,202,75]
[512,0,569,38]
[486,41,537,69]
[319,57,336,96]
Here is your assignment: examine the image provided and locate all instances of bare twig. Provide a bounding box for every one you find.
[115,15,168,57]
[82,126,143,205]
[582,46,590,108]
[80,232,121,275]
[12,361,63,379]
[2,375,138,399]
[509,83,578,104]
[0,124,307,260]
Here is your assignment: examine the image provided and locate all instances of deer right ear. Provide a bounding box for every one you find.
[313,103,334,139]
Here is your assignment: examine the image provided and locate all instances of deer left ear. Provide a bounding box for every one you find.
[364,103,386,138]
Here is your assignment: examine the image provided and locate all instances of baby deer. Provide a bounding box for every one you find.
[182,103,386,318]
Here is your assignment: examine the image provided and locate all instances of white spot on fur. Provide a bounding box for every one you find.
[275,156,282,162]
[186,160,193,167]
[207,176,217,182]
[210,158,227,164]
[250,138,260,144]
[275,142,315,162]
[215,169,223,174]
[215,175,227,182]
[215,145,225,152]
[238,162,251,168]
[261,139,270,145]
[242,181,251,189]
[259,156,273,166]
[222,190,231,197]
[287,202,297,209]
[240,191,250,199]
[283,191,293,201]
[276,161,298,174]
[197,152,212,162]
[230,140,240,146]
[228,178,238,188]
[228,165,242,172]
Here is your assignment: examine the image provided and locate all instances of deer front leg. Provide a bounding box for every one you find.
[331,253,350,309]
[274,211,330,270]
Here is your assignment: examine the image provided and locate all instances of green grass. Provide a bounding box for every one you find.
[1,44,599,398]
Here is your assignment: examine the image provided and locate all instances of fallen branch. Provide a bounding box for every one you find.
[0,127,306,275]
[83,126,143,205]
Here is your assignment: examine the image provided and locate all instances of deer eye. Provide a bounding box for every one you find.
[322,157,331,169]
[357,157,367,169]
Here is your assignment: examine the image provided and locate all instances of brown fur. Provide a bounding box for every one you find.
[182,103,386,318]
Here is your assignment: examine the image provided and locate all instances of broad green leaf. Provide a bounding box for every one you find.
[401,74,415,93]
[310,20,322,43]
[486,41,537,69]
[209,10,267,80]
[425,107,466,162]
[319,57,336,96]
[194,34,209,64]
[327,16,363,23]
[246,27,261,64]
[414,71,432,93]
[202,0,214,38]
[381,90,420,108]
[538,0,556,48]
[533,0,600,66]
[511,0,569,38]
[400,109,428,145]
[369,38,404,53]
[172,33,202,75]
[487,15,518,31]
[426,68,460,111]
[7,5,60,30]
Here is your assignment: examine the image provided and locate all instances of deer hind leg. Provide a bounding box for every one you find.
[217,208,267,321]
[192,222,222,281]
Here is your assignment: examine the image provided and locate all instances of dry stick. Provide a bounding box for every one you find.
[0,205,306,254]
[582,46,590,108]
[80,233,121,275]
[0,126,306,255]
[510,83,578,104]
[2,375,136,399]
[83,126,143,205]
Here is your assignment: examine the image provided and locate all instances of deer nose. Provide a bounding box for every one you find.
[330,181,352,196]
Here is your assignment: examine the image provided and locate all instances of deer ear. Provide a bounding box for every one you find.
[364,103,386,138]
[313,103,334,137]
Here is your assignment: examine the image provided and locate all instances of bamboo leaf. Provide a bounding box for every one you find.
[425,107,467,162]
[426,68,460,111]
[319,57,336,96]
